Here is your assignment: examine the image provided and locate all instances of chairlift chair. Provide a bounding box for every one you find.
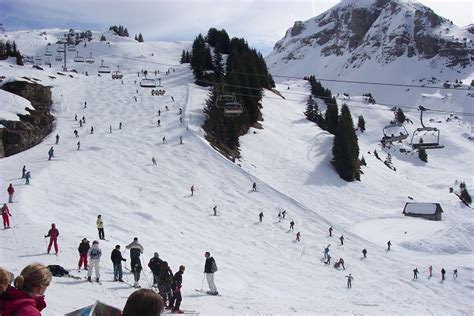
[140,78,157,88]
[98,60,110,74]
[410,105,444,150]
[56,46,65,53]
[151,89,166,96]
[111,66,123,79]
[85,53,95,64]
[55,54,63,62]
[67,45,76,52]
[44,49,52,57]
[381,123,409,144]
[73,51,84,63]
[224,101,243,116]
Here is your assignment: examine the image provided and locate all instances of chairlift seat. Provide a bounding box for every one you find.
[67,45,76,52]
[44,51,52,57]
[140,79,157,88]
[224,102,243,116]
[98,66,110,74]
[74,56,84,63]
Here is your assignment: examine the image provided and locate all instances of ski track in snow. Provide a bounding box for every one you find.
[0,29,473,315]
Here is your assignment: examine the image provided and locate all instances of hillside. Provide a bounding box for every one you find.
[0,28,473,315]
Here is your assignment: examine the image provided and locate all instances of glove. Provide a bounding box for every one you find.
[123,258,127,261]
[44,235,47,238]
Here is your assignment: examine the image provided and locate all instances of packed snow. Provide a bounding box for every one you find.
[0,28,473,315]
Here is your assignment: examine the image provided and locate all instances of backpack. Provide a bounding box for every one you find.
[90,247,101,259]
[211,259,218,273]
[47,265,69,277]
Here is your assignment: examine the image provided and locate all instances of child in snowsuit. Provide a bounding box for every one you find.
[44,223,59,254]
[78,238,90,270]
[1,204,12,229]
[7,184,14,203]
[87,240,102,282]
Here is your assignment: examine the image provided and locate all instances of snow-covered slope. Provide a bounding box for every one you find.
[0,29,473,315]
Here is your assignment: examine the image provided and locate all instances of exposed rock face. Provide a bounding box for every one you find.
[270,0,472,69]
[0,81,54,157]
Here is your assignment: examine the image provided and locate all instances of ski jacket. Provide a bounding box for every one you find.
[78,241,90,254]
[7,185,14,195]
[1,205,11,216]
[96,218,104,229]
[172,271,183,290]
[0,286,46,316]
[159,267,173,287]
[204,257,216,273]
[126,241,144,259]
[148,257,162,274]
[111,249,125,264]
[88,244,102,260]
[45,228,59,239]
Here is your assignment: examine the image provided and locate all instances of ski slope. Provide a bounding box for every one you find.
[0,30,473,315]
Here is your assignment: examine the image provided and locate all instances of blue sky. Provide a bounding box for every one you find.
[0,0,472,55]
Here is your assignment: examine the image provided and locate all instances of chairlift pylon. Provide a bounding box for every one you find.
[410,105,444,150]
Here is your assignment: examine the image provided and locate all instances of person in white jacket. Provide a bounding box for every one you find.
[87,240,102,282]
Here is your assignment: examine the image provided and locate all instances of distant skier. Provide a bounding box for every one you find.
[84,101,87,108]
[282,210,286,219]
[204,252,218,295]
[152,157,157,165]
[338,258,345,270]
[48,147,54,160]
[7,184,15,203]
[77,141,80,150]
[441,268,446,280]
[252,182,257,192]
[324,245,330,259]
[179,136,183,144]
[329,226,333,237]
[157,119,161,127]
[413,268,419,280]
[340,235,344,245]
[296,231,301,242]
[110,125,112,133]
[79,120,83,127]
[82,116,86,124]
[44,223,59,254]
[428,265,433,277]
[277,212,282,222]
[87,240,102,282]
[90,126,94,134]
[55,134,60,145]
[289,221,295,231]
[453,269,458,278]
[387,240,392,251]
[111,245,126,282]
[171,96,175,102]
[134,96,137,102]
[2,203,12,229]
[213,205,217,216]
[22,165,26,178]
[75,114,78,121]
[24,171,31,185]
[259,212,264,223]
[148,253,162,287]
[97,215,105,240]
[362,248,367,258]
[119,122,122,130]
[74,129,79,137]
[78,238,90,271]
[165,105,169,111]
[162,136,166,144]
[325,253,331,265]
[178,108,182,114]
[190,185,194,196]
[346,274,354,289]
[158,110,161,116]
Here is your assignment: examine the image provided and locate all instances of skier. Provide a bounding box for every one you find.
[329,226,333,237]
[296,231,301,242]
[428,265,433,277]
[84,101,87,108]
[79,119,83,127]
[158,110,161,116]
[252,182,257,192]
[75,114,78,121]
[162,136,166,144]
[90,126,94,134]
[340,235,344,245]
[179,117,183,125]
[126,237,144,288]
[134,96,137,102]
[289,221,295,231]
[178,108,182,115]
[77,141,80,150]
[169,265,185,313]
[157,119,161,127]
[282,210,286,219]
[148,252,162,287]
[204,252,218,295]
[413,268,419,280]
[453,269,458,278]
[2,204,12,229]
[165,105,169,111]
[171,96,175,102]
[74,129,78,137]
[78,238,90,271]
[111,245,126,282]
[119,122,122,130]
[22,165,26,178]
[110,125,112,133]
[24,171,31,185]
[387,240,392,251]
[48,147,54,161]
[213,205,217,216]
[87,240,102,282]
[55,134,60,145]
[190,185,194,196]
[325,253,331,265]
[277,212,282,222]
[259,212,264,223]
[441,268,446,281]
[179,136,182,144]
[152,157,157,165]
[324,245,330,259]
[82,116,86,124]
[346,274,354,289]
[7,184,14,203]
[339,258,345,270]
[362,248,367,258]
[96,215,105,240]
[158,261,174,309]
[131,256,143,288]
[44,223,59,254]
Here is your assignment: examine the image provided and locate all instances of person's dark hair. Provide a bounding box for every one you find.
[122,288,164,316]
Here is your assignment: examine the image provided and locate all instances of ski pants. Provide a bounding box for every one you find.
[170,290,182,310]
[152,273,160,285]
[98,228,105,240]
[206,273,217,293]
[113,263,123,280]
[47,238,58,254]
[2,214,10,228]
[347,280,352,289]
[8,194,13,203]
[88,259,100,279]
[78,252,88,269]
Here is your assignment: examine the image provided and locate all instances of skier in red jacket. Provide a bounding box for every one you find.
[44,223,59,254]
[1,203,12,229]
[7,184,14,203]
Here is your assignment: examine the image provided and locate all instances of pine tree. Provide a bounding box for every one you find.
[213,50,224,80]
[357,115,366,132]
[418,138,428,162]
[304,96,316,122]
[185,51,191,63]
[332,104,360,181]
[180,50,186,64]
[325,98,338,135]
[134,34,138,41]
[138,33,144,42]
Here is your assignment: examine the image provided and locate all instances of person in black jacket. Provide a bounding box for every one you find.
[169,265,185,313]
[111,245,126,282]
[148,252,162,287]
[204,252,218,295]
[158,261,173,309]
[78,238,90,271]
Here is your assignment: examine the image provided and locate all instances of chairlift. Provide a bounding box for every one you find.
[381,123,409,144]
[56,46,65,53]
[85,52,95,64]
[67,45,76,52]
[34,54,42,62]
[44,49,52,57]
[140,78,157,88]
[151,89,166,96]
[215,93,243,116]
[98,60,110,73]
[111,66,123,79]
[410,106,444,149]
[73,51,84,63]
[55,54,63,62]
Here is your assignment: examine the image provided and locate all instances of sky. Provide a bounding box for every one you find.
[0,0,472,55]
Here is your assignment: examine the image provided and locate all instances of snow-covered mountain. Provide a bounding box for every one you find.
[0,26,473,315]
